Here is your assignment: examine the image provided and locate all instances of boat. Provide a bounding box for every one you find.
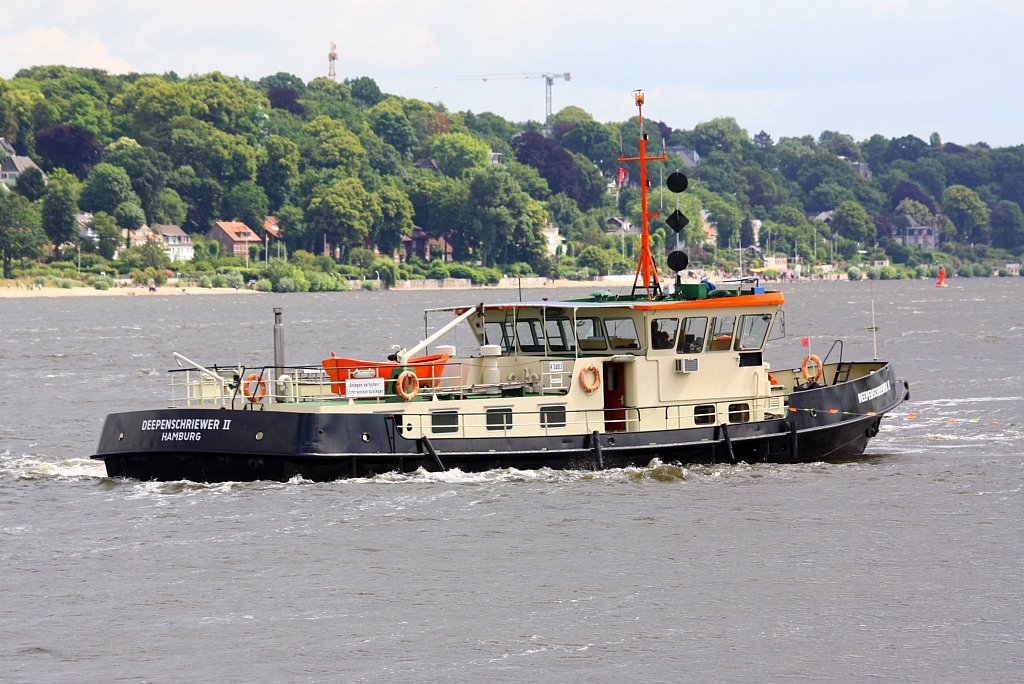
[90,93,909,483]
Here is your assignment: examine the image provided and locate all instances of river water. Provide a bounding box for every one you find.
[1,280,1021,682]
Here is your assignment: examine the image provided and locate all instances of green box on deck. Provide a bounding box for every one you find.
[677,283,707,300]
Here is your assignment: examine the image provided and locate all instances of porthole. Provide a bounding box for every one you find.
[362,433,370,442]
[255,431,264,441]
[118,432,124,440]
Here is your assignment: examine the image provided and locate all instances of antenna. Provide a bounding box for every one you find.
[619,90,668,299]
[328,42,338,81]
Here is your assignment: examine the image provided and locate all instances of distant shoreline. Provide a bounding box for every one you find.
[0,275,847,298]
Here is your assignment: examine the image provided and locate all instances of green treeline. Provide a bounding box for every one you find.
[2,64,1024,286]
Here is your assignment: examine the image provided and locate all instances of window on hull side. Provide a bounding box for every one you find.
[486,407,513,431]
[540,405,567,429]
[694,404,716,425]
[431,410,459,434]
[728,403,750,423]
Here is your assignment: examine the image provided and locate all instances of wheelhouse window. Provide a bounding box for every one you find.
[576,318,607,351]
[545,318,576,353]
[486,407,513,431]
[677,317,708,354]
[431,410,459,434]
[728,403,751,423]
[706,316,736,352]
[605,318,640,350]
[515,319,545,353]
[734,314,772,351]
[651,318,679,350]
[694,404,716,425]
[485,321,514,353]
[540,405,567,429]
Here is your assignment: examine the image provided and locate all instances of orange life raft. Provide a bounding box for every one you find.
[321,352,451,396]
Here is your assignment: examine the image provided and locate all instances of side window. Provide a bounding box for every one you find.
[515,319,545,353]
[485,321,512,352]
[728,403,750,423]
[559,319,577,352]
[545,318,576,352]
[576,318,607,351]
[651,318,679,350]
[486,407,513,431]
[677,317,708,354]
[734,314,772,351]
[431,410,459,434]
[707,316,736,352]
[540,405,566,429]
[605,318,640,350]
[694,404,716,425]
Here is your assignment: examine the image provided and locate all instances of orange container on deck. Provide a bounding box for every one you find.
[321,352,450,396]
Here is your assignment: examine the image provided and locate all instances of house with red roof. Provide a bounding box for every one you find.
[207,221,261,258]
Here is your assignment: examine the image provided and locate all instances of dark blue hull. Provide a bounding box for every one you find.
[92,364,908,482]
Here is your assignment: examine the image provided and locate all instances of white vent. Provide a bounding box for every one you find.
[675,358,699,374]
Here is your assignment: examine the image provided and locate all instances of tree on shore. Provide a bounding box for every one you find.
[41,180,79,258]
[0,192,47,278]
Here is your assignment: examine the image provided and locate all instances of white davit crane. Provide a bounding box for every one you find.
[456,72,573,126]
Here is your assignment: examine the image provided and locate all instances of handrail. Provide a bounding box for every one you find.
[821,339,844,368]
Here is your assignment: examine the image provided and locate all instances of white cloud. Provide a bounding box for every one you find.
[1,26,133,76]
[3,1,1024,144]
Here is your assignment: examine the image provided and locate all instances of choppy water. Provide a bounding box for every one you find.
[1,281,1022,682]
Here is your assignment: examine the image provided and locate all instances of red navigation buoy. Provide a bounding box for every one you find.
[935,266,947,287]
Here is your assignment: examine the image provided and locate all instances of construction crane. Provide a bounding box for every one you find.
[328,42,338,81]
[456,72,572,126]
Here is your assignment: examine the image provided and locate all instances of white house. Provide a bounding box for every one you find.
[901,215,939,251]
[542,222,564,257]
[0,156,46,188]
[156,224,194,262]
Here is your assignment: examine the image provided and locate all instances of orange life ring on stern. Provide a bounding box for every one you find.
[242,373,266,402]
[579,364,601,394]
[396,370,419,401]
[801,355,823,383]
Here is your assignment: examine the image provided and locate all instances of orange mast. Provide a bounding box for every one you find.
[619,91,668,298]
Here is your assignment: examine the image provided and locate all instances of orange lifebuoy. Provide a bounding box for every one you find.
[801,355,823,383]
[396,369,419,401]
[579,364,601,394]
[242,373,266,402]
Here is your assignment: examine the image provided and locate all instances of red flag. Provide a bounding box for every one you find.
[617,167,627,184]
[801,337,810,347]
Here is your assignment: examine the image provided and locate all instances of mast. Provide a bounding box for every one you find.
[619,91,668,298]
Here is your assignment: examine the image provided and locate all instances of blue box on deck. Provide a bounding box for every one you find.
[752,286,765,294]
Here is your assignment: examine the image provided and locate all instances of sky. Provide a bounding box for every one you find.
[3,0,1024,146]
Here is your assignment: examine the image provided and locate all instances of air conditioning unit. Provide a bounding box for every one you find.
[675,358,699,374]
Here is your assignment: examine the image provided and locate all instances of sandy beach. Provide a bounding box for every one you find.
[0,278,671,298]
[0,284,260,298]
